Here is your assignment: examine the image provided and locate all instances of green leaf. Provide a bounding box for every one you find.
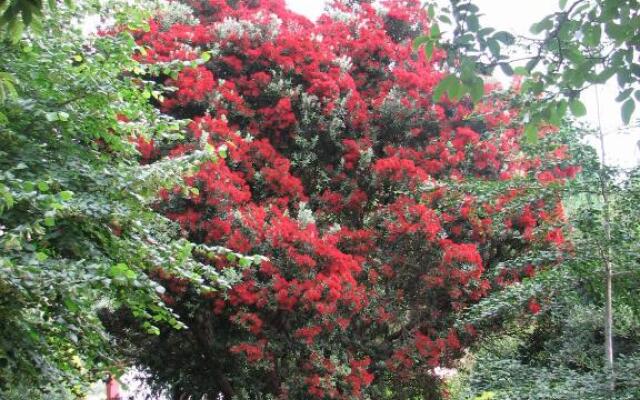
[447,77,464,101]
[569,99,587,117]
[424,41,434,60]
[499,63,514,76]
[438,15,451,24]
[524,124,538,144]
[513,66,529,76]
[621,99,635,124]
[493,31,515,45]
[413,35,430,50]
[616,88,633,102]
[469,78,484,103]
[37,181,49,192]
[559,0,568,9]
[488,39,501,58]
[583,25,602,47]
[467,15,479,31]
[430,23,440,39]
[59,191,74,201]
[433,75,457,102]
[427,4,435,19]
[44,216,55,227]
[530,17,553,35]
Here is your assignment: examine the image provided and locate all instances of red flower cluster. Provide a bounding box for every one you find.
[130,0,575,398]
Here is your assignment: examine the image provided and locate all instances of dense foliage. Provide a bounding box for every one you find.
[0,2,255,398]
[453,144,640,399]
[102,1,579,398]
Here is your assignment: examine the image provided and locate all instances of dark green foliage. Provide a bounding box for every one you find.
[451,127,640,399]
[0,2,255,397]
[415,0,640,138]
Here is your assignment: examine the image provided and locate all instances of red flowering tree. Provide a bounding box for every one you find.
[108,0,578,398]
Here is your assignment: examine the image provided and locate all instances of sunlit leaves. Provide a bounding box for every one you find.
[0,72,17,104]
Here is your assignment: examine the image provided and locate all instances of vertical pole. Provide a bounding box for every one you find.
[594,85,614,391]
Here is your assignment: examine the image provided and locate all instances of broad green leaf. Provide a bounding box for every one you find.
[413,35,430,50]
[425,41,434,60]
[59,191,74,201]
[469,78,484,103]
[569,99,587,117]
[499,63,514,76]
[37,181,49,192]
[467,15,479,31]
[45,112,59,122]
[513,66,529,76]
[438,15,451,24]
[488,39,501,58]
[430,23,441,39]
[493,31,515,45]
[621,99,636,124]
[583,25,602,46]
[433,75,457,101]
[616,88,633,102]
[447,77,464,101]
[427,4,435,19]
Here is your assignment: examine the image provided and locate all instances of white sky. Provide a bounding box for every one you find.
[285,0,640,169]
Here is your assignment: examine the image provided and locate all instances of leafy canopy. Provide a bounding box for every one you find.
[105,1,577,398]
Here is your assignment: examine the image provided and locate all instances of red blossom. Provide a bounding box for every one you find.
[130,0,576,397]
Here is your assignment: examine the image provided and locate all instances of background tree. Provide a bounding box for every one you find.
[450,125,640,399]
[104,1,578,398]
[414,0,639,392]
[416,0,639,140]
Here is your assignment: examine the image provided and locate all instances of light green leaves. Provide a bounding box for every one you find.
[413,21,441,60]
[109,263,138,282]
[569,99,587,117]
[0,71,17,104]
[59,190,73,201]
[36,181,49,192]
[432,72,485,104]
[433,75,460,102]
[45,111,70,122]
